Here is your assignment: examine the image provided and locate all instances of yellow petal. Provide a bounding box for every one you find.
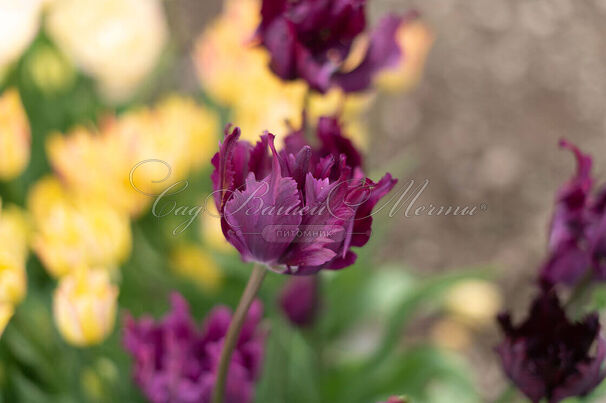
[0,89,31,180]
[53,268,118,346]
[170,243,223,293]
[444,280,502,327]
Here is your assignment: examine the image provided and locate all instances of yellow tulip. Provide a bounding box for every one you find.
[170,244,222,293]
[0,204,30,262]
[200,202,233,254]
[0,89,31,180]
[192,0,269,105]
[53,268,118,346]
[0,203,29,305]
[0,252,26,305]
[47,96,219,217]
[444,280,502,327]
[29,177,131,278]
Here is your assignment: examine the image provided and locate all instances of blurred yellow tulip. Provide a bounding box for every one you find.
[193,0,263,106]
[200,202,234,254]
[0,204,30,262]
[53,268,118,346]
[47,96,219,217]
[46,0,168,102]
[194,0,306,142]
[0,252,26,305]
[0,89,31,180]
[170,244,222,293]
[444,280,502,327]
[0,202,29,336]
[0,204,29,305]
[29,177,132,278]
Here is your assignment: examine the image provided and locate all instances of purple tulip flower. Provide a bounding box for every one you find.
[255,0,417,93]
[123,293,264,403]
[541,140,606,285]
[211,118,396,275]
[496,290,606,403]
[279,275,318,327]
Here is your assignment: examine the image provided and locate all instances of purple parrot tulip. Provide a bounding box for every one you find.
[541,140,606,285]
[211,118,397,275]
[496,290,606,403]
[123,293,264,403]
[255,0,417,93]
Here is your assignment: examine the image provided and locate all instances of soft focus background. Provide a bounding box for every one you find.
[2,0,606,402]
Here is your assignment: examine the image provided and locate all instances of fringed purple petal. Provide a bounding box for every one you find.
[350,173,398,247]
[551,337,606,403]
[123,294,264,403]
[496,291,604,403]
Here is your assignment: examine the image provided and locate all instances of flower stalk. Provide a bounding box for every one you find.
[212,263,267,403]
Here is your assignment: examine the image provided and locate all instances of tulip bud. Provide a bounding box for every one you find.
[279,276,318,327]
[26,43,76,94]
[0,89,31,180]
[53,269,118,346]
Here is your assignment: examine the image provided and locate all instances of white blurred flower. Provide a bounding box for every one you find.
[46,0,168,102]
[0,0,44,72]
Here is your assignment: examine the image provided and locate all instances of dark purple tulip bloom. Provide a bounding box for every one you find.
[279,276,318,327]
[211,118,397,275]
[256,0,416,93]
[123,293,264,403]
[496,290,606,403]
[541,140,606,285]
